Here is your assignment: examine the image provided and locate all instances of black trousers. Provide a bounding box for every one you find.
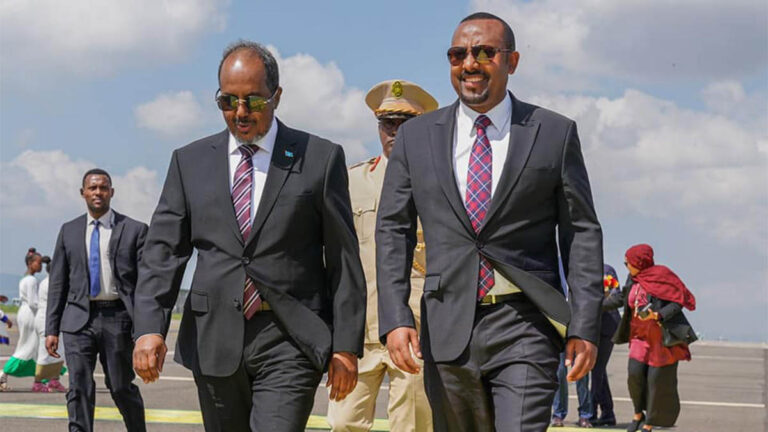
[193,312,323,432]
[62,305,145,432]
[627,358,680,427]
[423,298,562,432]
[590,335,615,420]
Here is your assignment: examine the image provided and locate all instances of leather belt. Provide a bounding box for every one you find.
[90,300,124,309]
[478,292,524,306]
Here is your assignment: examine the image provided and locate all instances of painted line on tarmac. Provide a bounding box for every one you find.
[569,395,764,409]
[0,403,391,431]
[93,373,195,382]
[0,403,623,431]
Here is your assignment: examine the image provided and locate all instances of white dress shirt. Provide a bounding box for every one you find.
[86,209,119,301]
[228,117,278,223]
[453,94,513,202]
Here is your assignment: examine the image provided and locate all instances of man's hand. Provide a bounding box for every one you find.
[45,335,60,358]
[133,334,167,384]
[386,326,421,374]
[5,319,11,329]
[564,337,597,382]
[327,352,358,401]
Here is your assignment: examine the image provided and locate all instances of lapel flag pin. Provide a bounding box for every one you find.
[284,149,294,158]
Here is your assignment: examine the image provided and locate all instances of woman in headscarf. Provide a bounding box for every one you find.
[608,244,696,432]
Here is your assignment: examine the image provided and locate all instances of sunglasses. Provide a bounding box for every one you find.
[215,89,277,112]
[446,45,513,66]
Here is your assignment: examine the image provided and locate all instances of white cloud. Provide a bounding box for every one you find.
[0,150,160,224]
[528,89,768,249]
[269,47,376,162]
[472,0,767,93]
[134,48,377,160]
[135,91,207,137]
[0,0,228,76]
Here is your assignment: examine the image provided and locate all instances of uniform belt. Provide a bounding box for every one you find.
[478,292,525,306]
[90,300,124,309]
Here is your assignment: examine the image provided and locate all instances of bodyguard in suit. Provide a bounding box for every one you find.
[46,168,147,432]
[376,12,604,431]
[132,40,366,432]
[327,80,436,432]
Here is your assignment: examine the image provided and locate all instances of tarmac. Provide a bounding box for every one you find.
[0,315,765,431]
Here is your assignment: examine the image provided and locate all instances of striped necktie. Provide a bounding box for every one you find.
[232,144,262,319]
[465,115,495,300]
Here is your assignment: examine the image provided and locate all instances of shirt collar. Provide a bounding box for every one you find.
[458,92,513,134]
[87,209,114,228]
[228,116,278,156]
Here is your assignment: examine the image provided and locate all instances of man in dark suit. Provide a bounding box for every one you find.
[376,12,604,431]
[132,40,366,432]
[46,168,147,432]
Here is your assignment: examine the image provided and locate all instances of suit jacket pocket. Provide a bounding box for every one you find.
[424,275,440,292]
[190,290,208,314]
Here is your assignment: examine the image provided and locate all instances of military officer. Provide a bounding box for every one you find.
[327,80,438,432]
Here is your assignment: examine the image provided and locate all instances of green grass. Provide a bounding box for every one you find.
[0,304,19,313]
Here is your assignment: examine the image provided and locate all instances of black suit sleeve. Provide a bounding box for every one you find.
[134,150,193,338]
[46,227,69,336]
[556,122,604,345]
[375,125,418,344]
[322,145,366,356]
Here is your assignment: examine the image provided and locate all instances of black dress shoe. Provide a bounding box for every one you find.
[595,417,617,426]
[627,413,645,432]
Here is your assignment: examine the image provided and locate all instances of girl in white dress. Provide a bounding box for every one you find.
[35,256,67,392]
[0,248,43,392]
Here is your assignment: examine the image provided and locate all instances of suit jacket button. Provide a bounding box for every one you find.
[233,299,242,311]
[241,257,250,265]
[476,241,484,250]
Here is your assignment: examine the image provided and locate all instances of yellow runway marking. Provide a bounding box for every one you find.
[0,403,624,431]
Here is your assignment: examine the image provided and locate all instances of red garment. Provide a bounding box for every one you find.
[625,244,696,310]
[628,283,690,367]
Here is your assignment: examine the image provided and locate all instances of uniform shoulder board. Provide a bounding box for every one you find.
[348,156,377,170]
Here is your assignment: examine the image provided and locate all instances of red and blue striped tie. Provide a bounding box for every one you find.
[232,144,261,319]
[465,115,495,300]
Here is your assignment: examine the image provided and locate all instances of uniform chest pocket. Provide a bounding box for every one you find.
[351,197,377,241]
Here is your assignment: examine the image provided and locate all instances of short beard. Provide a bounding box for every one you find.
[459,85,490,105]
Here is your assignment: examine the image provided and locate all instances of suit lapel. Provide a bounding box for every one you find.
[108,211,125,270]
[430,102,475,235]
[481,94,540,230]
[211,130,244,245]
[246,121,298,246]
[77,215,90,280]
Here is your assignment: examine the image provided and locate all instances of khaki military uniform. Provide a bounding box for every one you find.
[327,155,432,432]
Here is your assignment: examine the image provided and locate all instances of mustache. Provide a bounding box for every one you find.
[460,71,488,80]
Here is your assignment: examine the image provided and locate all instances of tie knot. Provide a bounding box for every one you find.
[92,220,100,228]
[474,114,492,131]
[238,144,258,158]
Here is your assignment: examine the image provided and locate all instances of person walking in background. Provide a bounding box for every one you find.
[35,256,67,392]
[327,80,437,432]
[604,244,697,432]
[551,259,593,428]
[46,168,148,432]
[0,295,12,346]
[0,248,43,392]
[588,264,622,426]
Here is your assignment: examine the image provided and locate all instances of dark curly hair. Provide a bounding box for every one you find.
[25,247,41,266]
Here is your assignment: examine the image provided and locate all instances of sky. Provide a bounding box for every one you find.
[1,0,766,342]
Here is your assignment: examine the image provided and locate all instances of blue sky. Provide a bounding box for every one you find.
[1,0,766,341]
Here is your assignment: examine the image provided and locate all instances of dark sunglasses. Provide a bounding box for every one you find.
[215,89,277,112]
[446,45,513,66]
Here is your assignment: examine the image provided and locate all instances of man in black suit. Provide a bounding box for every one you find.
[46,168,147,432]
[132,40,366,432]
[376,12,604,431]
